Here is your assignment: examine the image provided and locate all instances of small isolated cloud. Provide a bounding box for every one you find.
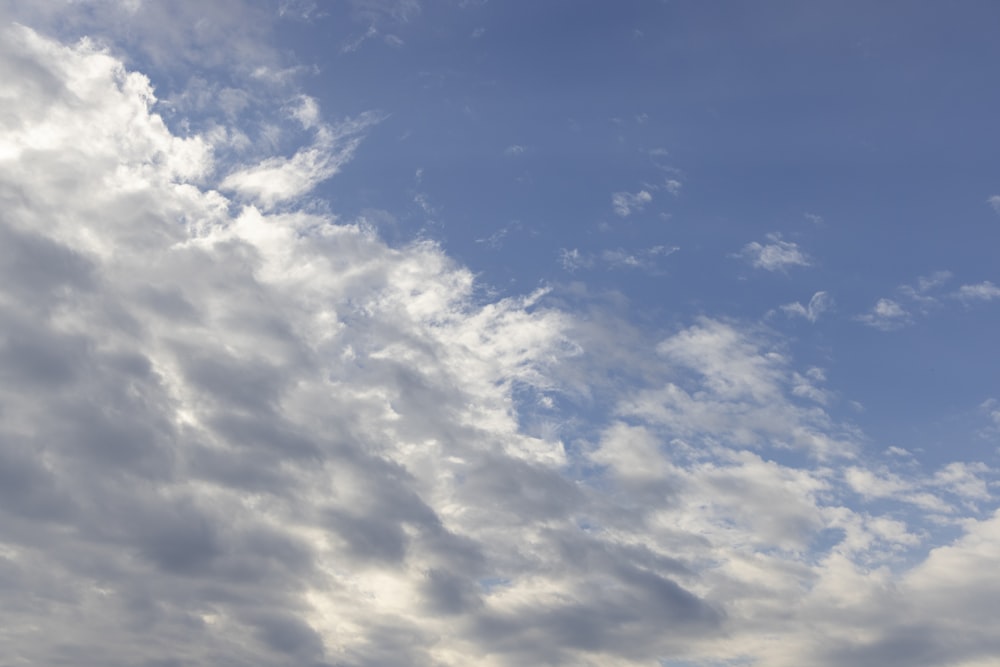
[956,281,1000,302]
[781,291,832,323]
[856,298,910,331]
[899,270,952,306]
[470,27,485,39]
[383,34,404,48]
[981,398,1000,428]
[504,144,525,156]
[558,247,593,272]
[665,179,682,196]
[611,189,652,217]
[602,245,678,271]
[736,233,811,272]
[804,212,825,226]
[988,195,1000,215]
[341,24,377,52]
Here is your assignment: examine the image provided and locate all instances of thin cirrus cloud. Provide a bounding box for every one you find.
[2,8,1000,667]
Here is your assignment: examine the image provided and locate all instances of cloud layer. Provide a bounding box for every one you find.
[1,19,998,667]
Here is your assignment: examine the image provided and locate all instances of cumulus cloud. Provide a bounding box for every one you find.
[989,195,1000,214]
[611,189,653,216]
[736,232,812,271]
[3,16,1000,667]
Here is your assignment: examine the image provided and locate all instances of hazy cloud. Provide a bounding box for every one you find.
[782,290,833,322]
[611,189,653,217]
[857,298,910,330]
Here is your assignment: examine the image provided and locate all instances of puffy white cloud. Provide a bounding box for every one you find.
[736,232,811,271]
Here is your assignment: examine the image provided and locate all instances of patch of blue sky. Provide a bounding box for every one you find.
[277,2,1000,479]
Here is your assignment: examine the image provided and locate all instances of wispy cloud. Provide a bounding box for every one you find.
[221,109,384,209]
[601,244,679,270]
[782,291,833,323]
[856,298,910,330]
[736,233,811,272]
[989,195,1000,215]
[503,144,525,156]
[611,189,653,217]
[899,269,952,306]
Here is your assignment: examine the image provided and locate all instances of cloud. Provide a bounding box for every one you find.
[782,290,833,322]
[503,144,525,156]
[898,270,951,306]
[611,189,653,217]
[4,16,1000,667]
[736,233,811,271]
[558,247,593,271]
[856,298,910,330]
[956,281,1000,301]
[989,195,1000,215]
[221,109,383,209]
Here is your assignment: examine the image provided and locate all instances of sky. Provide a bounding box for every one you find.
[1,1,999,665]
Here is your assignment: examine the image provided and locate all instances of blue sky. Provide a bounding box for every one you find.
[282,0,1000,460]
[2,2,1000,666]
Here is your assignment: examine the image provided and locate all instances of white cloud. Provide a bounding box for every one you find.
[664,178,682,195]
[611,189,652,216]
[956,281,1000,301]
[221,110,383,209]
[341,24,377,52]
[503,144,525,156]
[988,194,1000,214]
[898,269,951,306]
[856,298,910,330]
[601,245,678,271]
[4,17,1000,667]
[736,233,811,271]
[782,290,832,323]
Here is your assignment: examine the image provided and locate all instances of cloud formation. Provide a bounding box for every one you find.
[611,189,653,216]
[956,281,1000,301]
[782,290,833,322]
[856,298,910,330]
[1,16,999,667]
[737,233,812,271]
